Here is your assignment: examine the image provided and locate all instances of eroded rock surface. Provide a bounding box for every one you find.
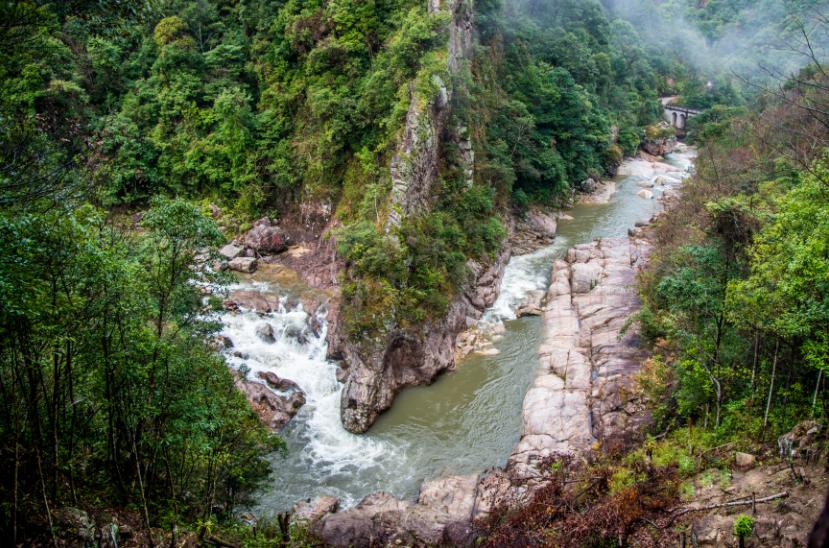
[641,135,676,157]
[228,256,257,273]
[331,240,510,434]
[510,236,651,479]
[511,208,557,255]
[244,217,289,254]
[234,378,305,431]
[577,180,617,204]
[315,474,479,547]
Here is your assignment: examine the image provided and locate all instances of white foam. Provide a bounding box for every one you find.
[215,284,401,494]
[484,238,567,322]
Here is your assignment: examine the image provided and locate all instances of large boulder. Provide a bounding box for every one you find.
[512,209,558,255]
[52,507,95,544]
[515,289,545,317]
[228,256,257,273]
[219,243,244,260]
[255,322,275,343]
[779,419,823,460]
[293,496,339,526]
[316,474,478,547]
[227,290,279,314]
[235,378,305,430]
[641,136,677,157]
[578,178,598,193]
[735,451,756,470]
[244,218,289,254]
[257,370,301,392]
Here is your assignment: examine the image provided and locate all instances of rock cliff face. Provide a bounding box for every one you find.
[329,241,511,433]
[330,0,497,434]
[385,0,473,233]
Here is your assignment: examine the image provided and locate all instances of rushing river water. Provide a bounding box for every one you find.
[216,147,696,514]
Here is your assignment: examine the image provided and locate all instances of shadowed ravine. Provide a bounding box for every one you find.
[216,148,696,514]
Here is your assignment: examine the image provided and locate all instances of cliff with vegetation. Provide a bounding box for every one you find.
[5,0,829,545]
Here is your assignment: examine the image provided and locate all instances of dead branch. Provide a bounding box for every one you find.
[666,491,788,525]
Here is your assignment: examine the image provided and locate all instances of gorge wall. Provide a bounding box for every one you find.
[321,0,510,434]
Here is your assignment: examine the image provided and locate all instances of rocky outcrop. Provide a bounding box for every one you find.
[235,377,305,431]
[244,217,289,254]
[255,322,275,342]
[52,507,96,545]
[331,0,494,434]
[641,136,677,157]
[293,496,339,527]
[225,290,279,314]
[509,236,652,479]
[331,241,510,433]
[511,208,557,255]
[315,474,479,547]
[515,289,545,317]
[219,242,244,260]
[385,0,473,233]
[577,180,617,204]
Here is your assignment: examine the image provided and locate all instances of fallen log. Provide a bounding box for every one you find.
[666,491,788,525]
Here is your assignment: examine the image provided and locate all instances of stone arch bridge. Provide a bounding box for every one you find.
[662,102,702,131]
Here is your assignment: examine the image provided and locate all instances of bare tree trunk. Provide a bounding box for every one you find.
[763,340,780,438]
[751,330,759,396]
[814,369,824,414]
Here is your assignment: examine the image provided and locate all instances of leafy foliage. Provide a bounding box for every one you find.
[639,61,829,441]
[0,201,279,540]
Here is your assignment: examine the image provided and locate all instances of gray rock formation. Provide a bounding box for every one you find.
[234,378,305,430]
[226,289,279,314]
[228,256,257,273]
[331,0,499,435]
[331,242,510,434]
[255,322,275,343]
[515,289,545,317]
[511,208,557,255]
[641,135,677,157]
[293,496,339,526]
[257,370,301,392]
[244,217,289,254]
[219,242,244,260]
[385,0,473,234]
[315,474,479,547]
[510,237,651,479]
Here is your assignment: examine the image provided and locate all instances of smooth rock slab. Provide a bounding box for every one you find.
[315,474,478,547]
[228,256,257,273]
[219,243,244,260]
[510,236,652,480]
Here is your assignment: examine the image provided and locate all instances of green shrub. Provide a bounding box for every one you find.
[734,514,754,545]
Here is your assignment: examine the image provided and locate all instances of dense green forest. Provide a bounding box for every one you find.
[3,0,829,544]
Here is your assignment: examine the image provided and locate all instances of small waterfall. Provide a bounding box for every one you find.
[484,238,569,323]
[214,281,404,509]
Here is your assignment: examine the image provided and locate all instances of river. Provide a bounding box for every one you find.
[215,146,696,514]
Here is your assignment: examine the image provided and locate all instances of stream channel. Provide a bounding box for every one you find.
[215,148,696,514]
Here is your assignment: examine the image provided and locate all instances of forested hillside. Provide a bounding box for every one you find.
[0,0,675,542]
[4,0,829,545]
